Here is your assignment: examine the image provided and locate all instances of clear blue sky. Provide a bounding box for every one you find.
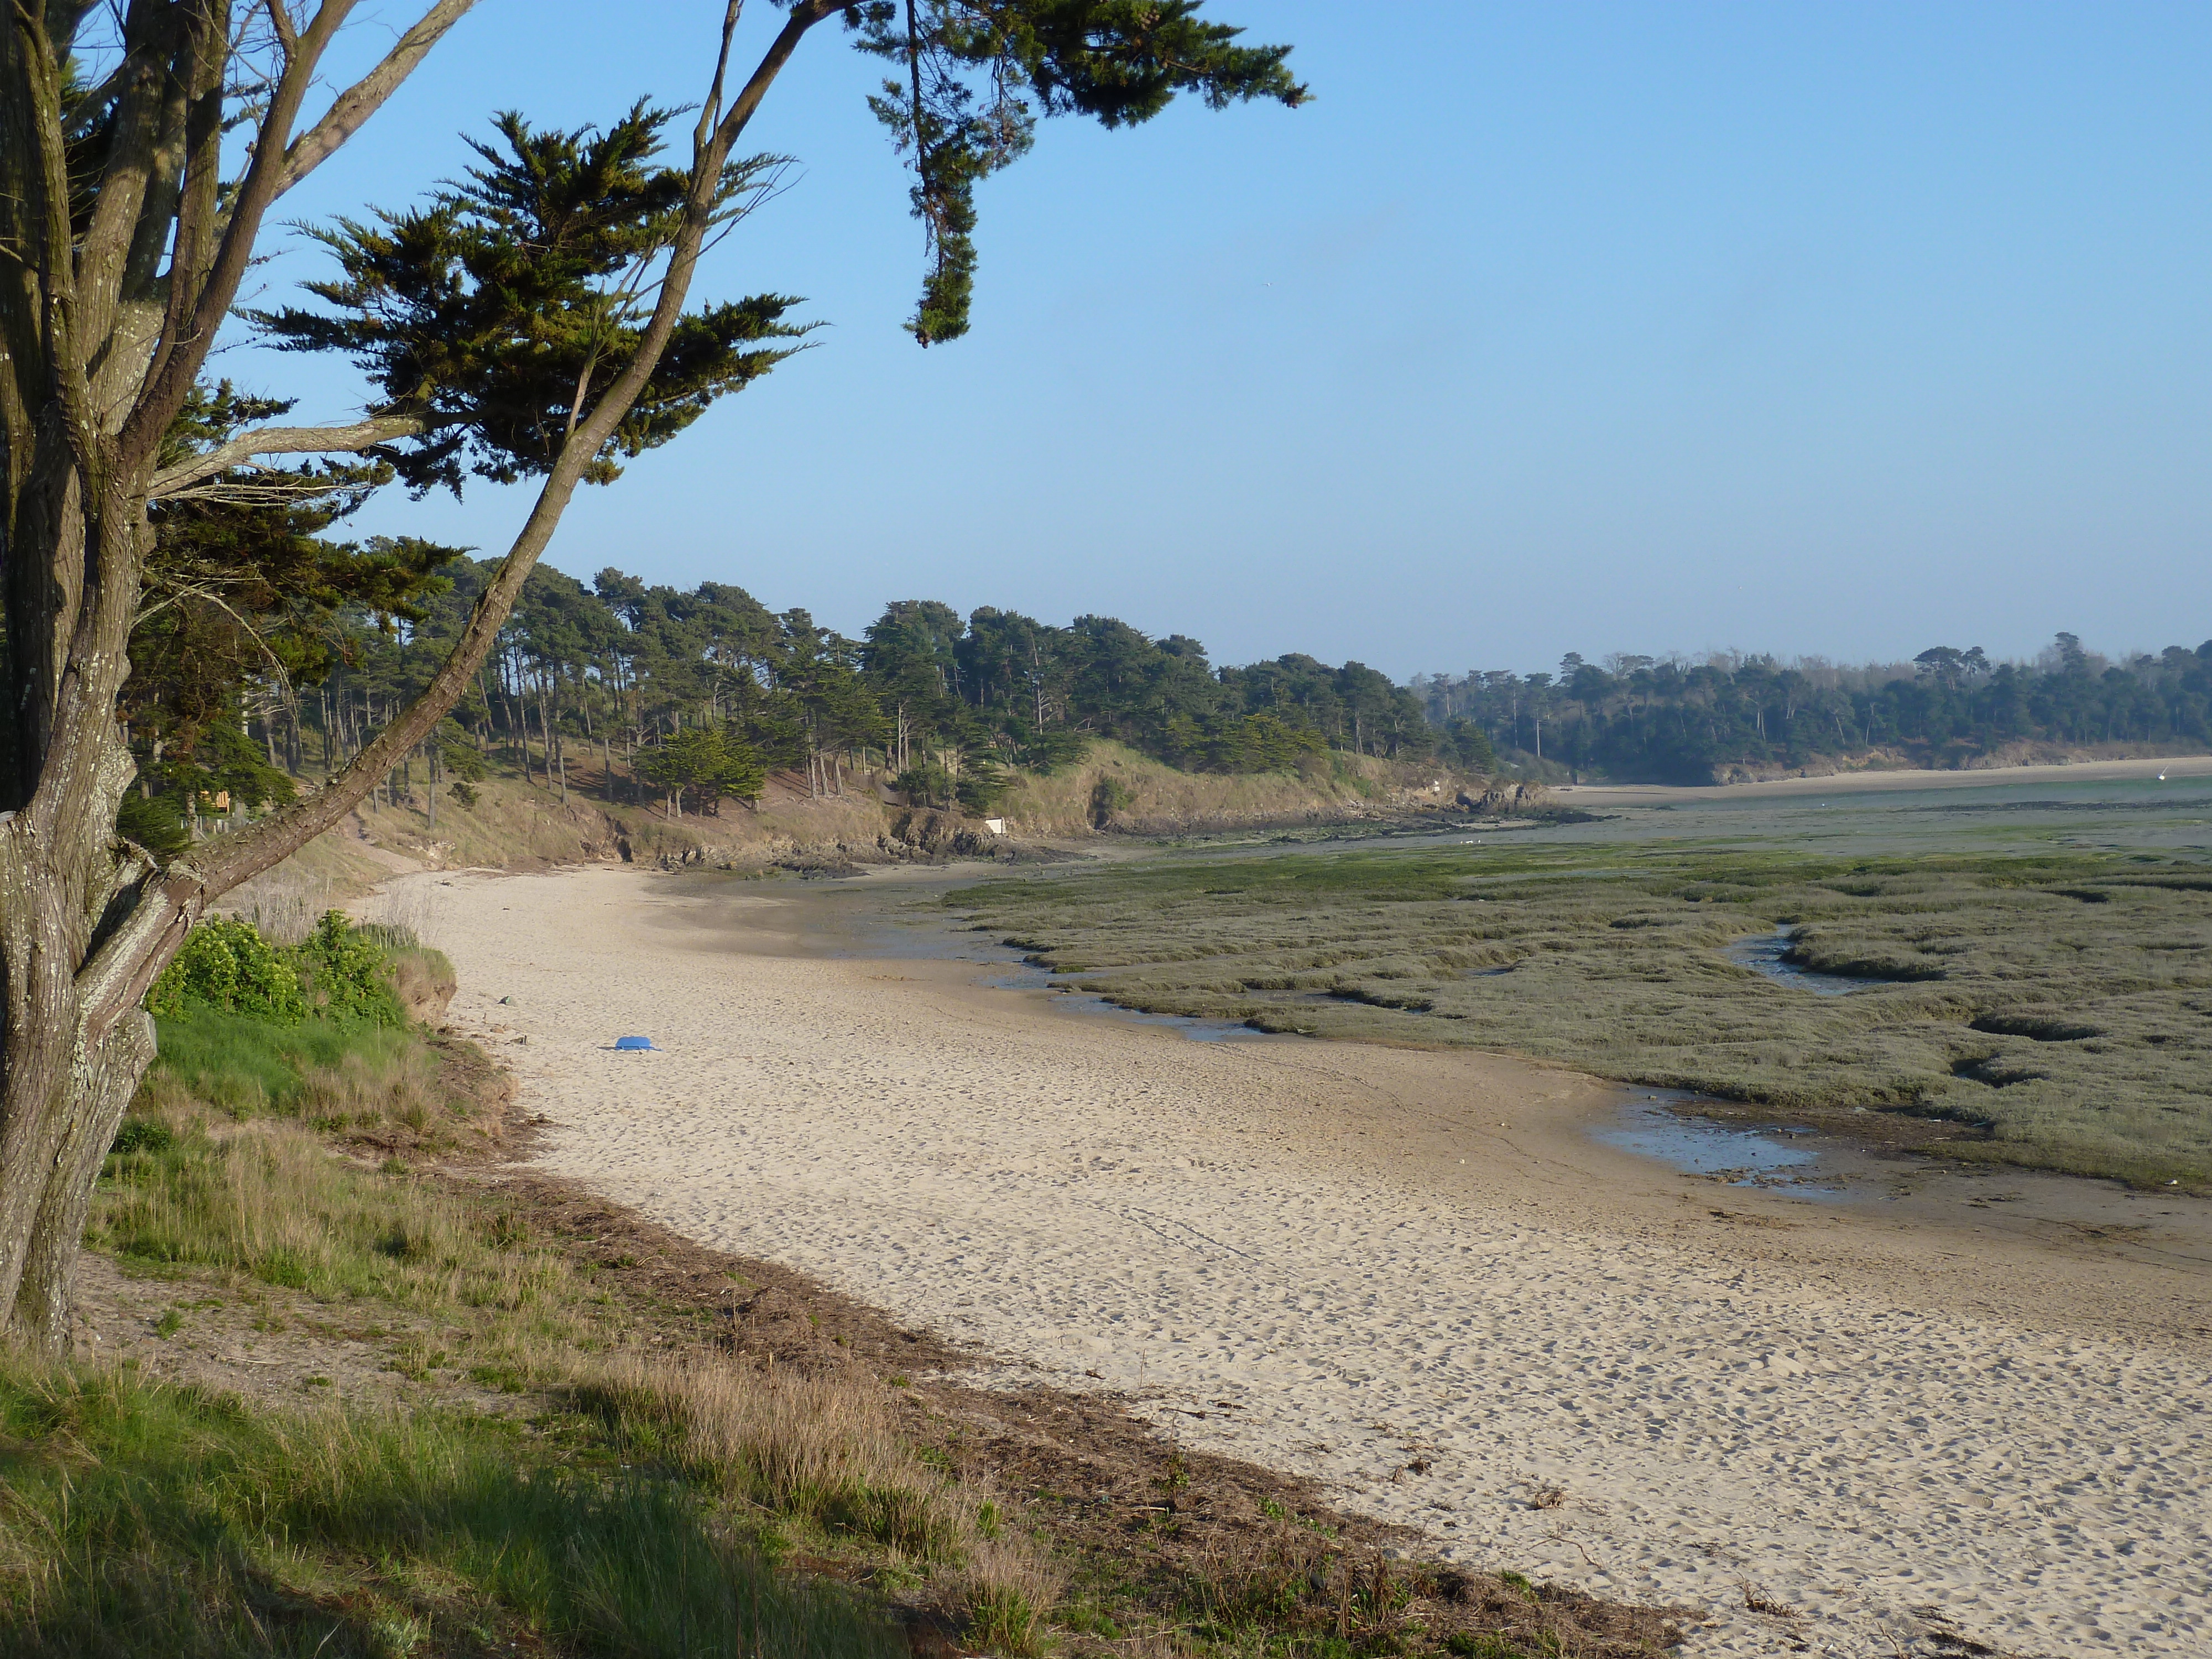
[233,1,2212,679]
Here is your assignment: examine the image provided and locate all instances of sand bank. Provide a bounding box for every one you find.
[420,865,2210,1658]
[1554,752,2212,807]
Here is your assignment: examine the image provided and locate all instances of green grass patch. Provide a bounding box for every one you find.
[0,1360,900,1658]
[92,1109,571,1317]
[147,1005,421,1117]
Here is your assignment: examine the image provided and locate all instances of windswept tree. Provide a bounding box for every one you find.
[638,723,765,817]
[0,0,1304,1349]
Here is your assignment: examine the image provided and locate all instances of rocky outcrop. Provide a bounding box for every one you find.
[878,808,1003,860]
[1462,781,1553,815]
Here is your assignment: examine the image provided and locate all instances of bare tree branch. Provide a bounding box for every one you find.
[125,0,352,469]
[147,413,420,498]
[265,0,299,58]
[714,0,846,155]
[272,0,477,198]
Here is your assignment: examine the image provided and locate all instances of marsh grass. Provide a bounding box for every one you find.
[957,842,2212,1187]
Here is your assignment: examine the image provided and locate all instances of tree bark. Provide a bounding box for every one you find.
[14,1010,156,1349]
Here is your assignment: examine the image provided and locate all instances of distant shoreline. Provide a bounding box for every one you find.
[1553,751,2212,806]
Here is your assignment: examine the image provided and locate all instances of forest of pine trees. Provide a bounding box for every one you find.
[121,550,1437,846]
[117,448,2208,839]
[1417,634,2212,783]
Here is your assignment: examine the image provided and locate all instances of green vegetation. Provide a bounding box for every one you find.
[1418,634,2212,784]
[0,1365,898,1659]
[0,916,1044,1655]
[634,723,769,817]
[186,568,1446,844]
[956,832,2212,1188]
[149,911,412,1025]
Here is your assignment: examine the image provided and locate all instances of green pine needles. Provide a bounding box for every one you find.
[253,105,813,495]
[636,726,769,817]
[860,1,1307,345]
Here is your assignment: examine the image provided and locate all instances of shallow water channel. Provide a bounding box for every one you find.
[1724,930,1893,995]
[983,961,1290,1043]
[693,870,2212,1255]
[806,890,1293,1044]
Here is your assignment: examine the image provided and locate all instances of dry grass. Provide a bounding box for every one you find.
[221,868,338,946]
[1738,1580,1801,1619]
[95,1081,592,1398]
[583,1355,1058,1650]
[358,881,446,950]
[999,740,1462,838]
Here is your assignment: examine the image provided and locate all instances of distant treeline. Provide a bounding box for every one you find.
[123,513,2210,837]
[1415,634,2212,783]
[134,556,1437,833]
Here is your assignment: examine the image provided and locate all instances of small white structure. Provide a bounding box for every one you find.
[982,817,1006,836]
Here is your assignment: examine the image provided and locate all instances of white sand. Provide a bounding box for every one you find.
[422,865,2210,1658]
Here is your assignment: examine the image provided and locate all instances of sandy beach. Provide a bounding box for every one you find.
[419,864,2210,1659]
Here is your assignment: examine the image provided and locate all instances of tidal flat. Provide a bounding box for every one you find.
[952,776,2212,1188]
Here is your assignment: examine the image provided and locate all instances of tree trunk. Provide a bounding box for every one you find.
[12,1010,156,1349]
[0,0,862,1354]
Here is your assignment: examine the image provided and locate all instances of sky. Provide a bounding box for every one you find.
[225,1,2212,681]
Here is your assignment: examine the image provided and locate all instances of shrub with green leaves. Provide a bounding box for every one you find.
[147,912,401,1026]
[298,911,398,1021]
[148,917,307,1021]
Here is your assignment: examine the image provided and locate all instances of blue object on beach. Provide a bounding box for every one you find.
[613,1036,657,1051]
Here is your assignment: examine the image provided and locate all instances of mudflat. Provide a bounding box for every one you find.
[422,863,2210,1659]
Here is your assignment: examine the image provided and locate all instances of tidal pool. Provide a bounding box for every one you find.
[1595,1094,1843,1197]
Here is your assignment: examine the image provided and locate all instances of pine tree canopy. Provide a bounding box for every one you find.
[252,106,813,494]
[855,1,1307,344]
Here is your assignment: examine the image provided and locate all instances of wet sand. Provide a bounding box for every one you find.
[1555,752,2212,807]
[418,864,2211,1659]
